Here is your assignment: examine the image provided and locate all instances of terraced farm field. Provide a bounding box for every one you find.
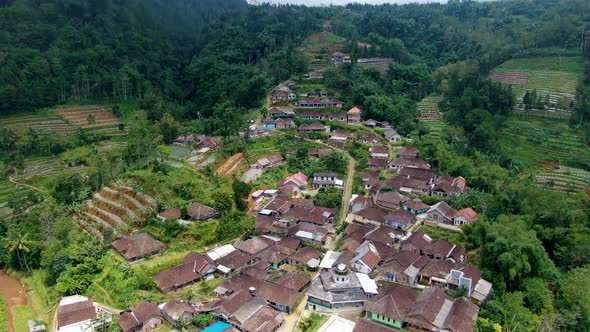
[500,117,590,170]
[417,95,445,139]
[536,166,590,193]
[52,105,121,128]
[491,56,583,119]
[0,111,77,135]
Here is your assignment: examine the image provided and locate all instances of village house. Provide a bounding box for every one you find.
[111,233,166,262]
[359,132,381,145]
[234,236,275,257]
[453,207,478,225]
[403,200,430,214]
[351,242,383,274]
[332,52,351,64]
[297,98,324,108]
[157,207,182,221]
[381,251,430,286]
[369,145,389,159]
[401,231,465,263]
[305,71,324,80]
[384,129,402,142]
[267,106,295,118]
[328,112,348,122]
[383,210,415,230]
[278,172,308,191]
[364,119,390,128]
[118,301,162,332]
[290,246,323,268]
[431,175,468,197]
[216,275,300,313]
[271,91,289,103]
[367,158,388,169]
[152,260,203,293]
[200,290,285,331]
[57,295,102,332]
[262,118,295,129]
[183,252,217,278]
[330,130,355,144]
[299,122,330,133]
[397,167,436,184]
[308,147,333,157]
[277,272,312,292]
[356,284,479,332]
[159,300,195,326]
[347,106,362,124]
[396,147,418,158]
[312,172,343,188]
[186,202,218,221]
[373,191,410,210]
[299,111,325,120]
[427,201,457,224]
[389,156,431,170]
[350,195,372,213]
[384,175,432,196]
[352,207,387,225]
[288,223,328,246]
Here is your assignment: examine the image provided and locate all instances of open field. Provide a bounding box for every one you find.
[491,56,583,119]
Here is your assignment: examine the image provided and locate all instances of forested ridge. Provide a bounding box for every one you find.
[0,0,590,331]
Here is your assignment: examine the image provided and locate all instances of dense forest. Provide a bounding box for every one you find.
[0,0,590,331]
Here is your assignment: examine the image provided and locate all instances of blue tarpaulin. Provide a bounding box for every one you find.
[202,321,232,332]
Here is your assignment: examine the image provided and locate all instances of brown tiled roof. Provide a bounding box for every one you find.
[403,201,429,211]
[390,156,430,169]
[454,207,478,222]
[359,249,381,270]
[276,238,301,254]
[384,210,415,225]
[397,147,418,157]
[160,300,195,320]
[158,207,181,220]
[152,262,200,292]
[112,233,166,261]
[430,202,457,220]
[290,246,322,264]
[242,265,270,280]
[419,259,454,279]
[397,167,436,182]
[220,275,300,309]
[368,158,388,168]
[258,249,287,264]
[365,226,403,245]
[119,301,162,332]
[375,191,410,208]
[255,214,288,235]
[291,198,314,209]
[216,250,252,270]
[241,306,284,332]
[370,241,399,262]
[57,299,97,329]
[370,145,388,154]
[341,239,361,252]
[276,272,311,291]
[353,319,399,332]
[183,252,213,274]
[443,297,479,332]
[365,284,418,321]
[186,203,218,220]
[287,222,328,237]
[234,237,274,256]
[406,287,447,330]
[344,223,374,236]
[355,207,387,222]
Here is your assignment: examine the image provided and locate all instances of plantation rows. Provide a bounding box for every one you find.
[500,119,590,167]
[417,95,443,121]
[53,106,121,129]
[79,184,157,237]
[2,117,78,135]
[536,167,590,192]
[23,157,67,178]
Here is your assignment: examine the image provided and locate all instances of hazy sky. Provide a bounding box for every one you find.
[253,0,447,5]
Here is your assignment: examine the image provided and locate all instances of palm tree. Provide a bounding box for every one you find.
[5,232,32,272]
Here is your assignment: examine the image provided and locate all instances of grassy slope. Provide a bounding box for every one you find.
[493,56,583,96]
[0,295,6,332]
[499,117,590,168]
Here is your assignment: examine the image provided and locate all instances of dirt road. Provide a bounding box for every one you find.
[0,272,27,332]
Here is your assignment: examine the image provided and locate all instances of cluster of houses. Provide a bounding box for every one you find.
[173,134,223,150]
[305,222,491,332]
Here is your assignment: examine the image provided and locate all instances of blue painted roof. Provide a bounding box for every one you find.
[202,321,232,332]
